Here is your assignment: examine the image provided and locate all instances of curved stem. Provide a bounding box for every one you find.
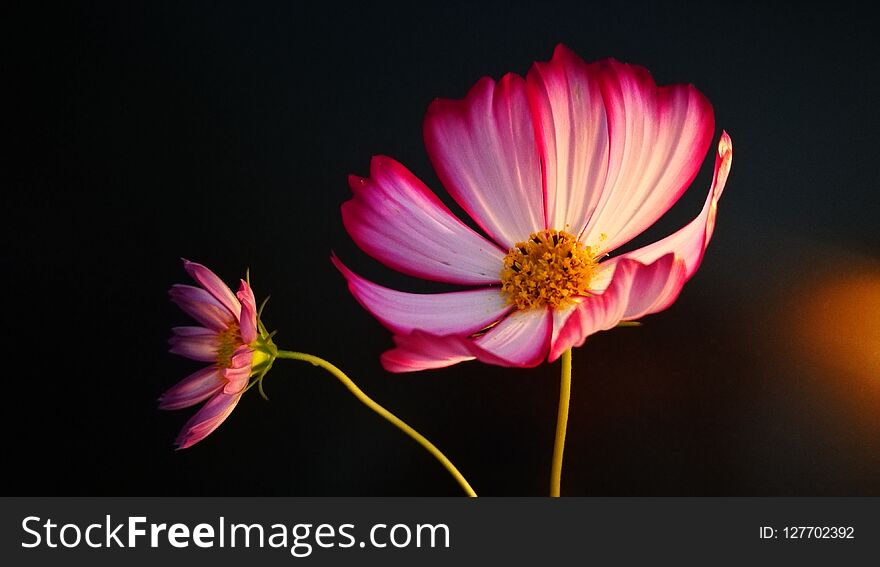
[550,348,572,497]
[275,350,477,497]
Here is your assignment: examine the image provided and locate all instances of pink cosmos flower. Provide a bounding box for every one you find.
[160,260,260,448]
[335,45,733,372]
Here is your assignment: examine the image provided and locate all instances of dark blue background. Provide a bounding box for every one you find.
[6,2,878,495]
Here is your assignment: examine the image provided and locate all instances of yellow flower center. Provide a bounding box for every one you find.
[500,230,601,311]
[215,323,242,368]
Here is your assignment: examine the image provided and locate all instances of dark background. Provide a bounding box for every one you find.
[5,2,878,496]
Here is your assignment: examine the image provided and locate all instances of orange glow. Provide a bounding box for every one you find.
[796,269,880,392]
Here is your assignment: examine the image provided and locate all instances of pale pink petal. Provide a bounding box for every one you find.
[169,284,235,331]
[424,73,545,248]
[527,45,610,236]
[380,308,552,372]
[550,301,580,357]
[236,279,258,343]
[549,254,686,360]
[588,261,617,293]
[473,308,552,367]
[619,257,688,320]
[341,156,506,285]
[158,366,225,410]
[381,331,477,373]
[183,259,242,318]
[615,132,733,280]
[169,325,214,337]
[222,346,253,394]
[332,255,511,336]
[175,391,242,449]
[379,328,517,373]
[580,60,715,253]
[168,330,218,362]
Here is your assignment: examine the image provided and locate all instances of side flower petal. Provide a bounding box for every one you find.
[158,366,225,410]
[236,279,258,344]
[222,347,254,395]
[549,254,686,361]
[580,59,715,253]
[614,132,733,280]
[183,259,242,319]
[169,284,235,331]
[424,73,545,248]
[332,255,511,336]
[168,328,218,362]
[341,156,506,285]
[174,391,243,449]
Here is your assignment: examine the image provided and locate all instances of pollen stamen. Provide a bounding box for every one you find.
[500,230,601,311]
[215,323,242,368]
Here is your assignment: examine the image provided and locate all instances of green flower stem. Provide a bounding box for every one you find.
[275,350,477,497]
[550,348,573,497]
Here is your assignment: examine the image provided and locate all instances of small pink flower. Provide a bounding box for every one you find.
[335,45,733,372]
[160,259,260,448]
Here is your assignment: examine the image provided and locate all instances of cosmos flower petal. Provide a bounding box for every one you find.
[170,325,215,337]
[158,366,225,410]
[472,308,552,367]
[380,309,552,372]
[424,74,545,248]
[620,257,688,321]
[183,259,242,319]
[169,331,218,362]
[613,132,733,280]
[549,301,580,356]
[169,284,234,331]
[548,254,684,360]
[342,156,506,285]
[333,254,511,335]
[381,331,477,373]
[379,328,526,373]
[175,392,242,449]
[587,261,617,294]
[527,45,610,236]
[222,347,254,394]
[236,279,258,344]
[580,59,715,252]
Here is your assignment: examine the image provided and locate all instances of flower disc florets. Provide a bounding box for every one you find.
[500,230,600,311]
[214,323,242,368]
